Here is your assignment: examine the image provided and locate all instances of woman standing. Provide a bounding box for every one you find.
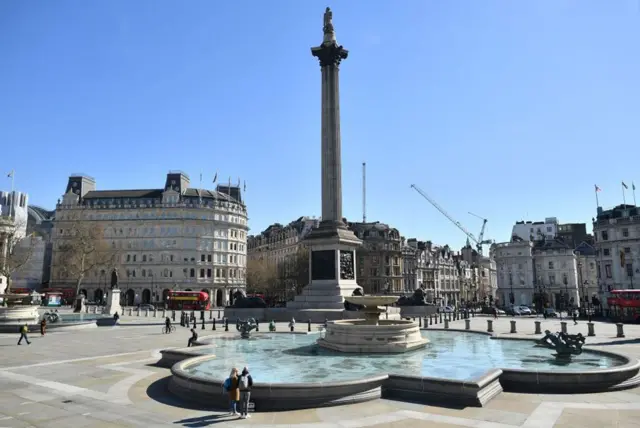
[226,368,240,416]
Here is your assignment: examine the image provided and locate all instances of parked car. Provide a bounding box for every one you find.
[137,304,155,311]
[517,305,532,315]
[505,306,522,316]
[543,308,558,318]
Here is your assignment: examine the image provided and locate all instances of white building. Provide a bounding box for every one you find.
[593,204,640,301]
[511,217,558,242]
[50,172,249,306]
[0,191,28,237]
[494,238,582,309]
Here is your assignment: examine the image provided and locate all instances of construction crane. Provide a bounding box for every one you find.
[468,211,491,248]
[410,184,492,255]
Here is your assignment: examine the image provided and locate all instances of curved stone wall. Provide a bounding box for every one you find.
[318,319,428,353]
[169,355,388,411]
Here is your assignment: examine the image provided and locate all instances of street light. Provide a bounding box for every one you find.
[577,262,584,315]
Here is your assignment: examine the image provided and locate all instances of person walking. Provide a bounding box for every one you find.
[238,367,253,419]
[165,317,172,334]
[40,318,47,336]
[225,368,240,416]
[572,309,578,325]
[18,324,31,345]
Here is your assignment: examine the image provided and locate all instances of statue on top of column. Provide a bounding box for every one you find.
[110,268,119,290]
[323,7,336,44]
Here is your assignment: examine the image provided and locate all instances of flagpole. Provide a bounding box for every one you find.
[8,170,14,219]
[622,182,627,205]
[595,185,600,208]
[633,183,637,206]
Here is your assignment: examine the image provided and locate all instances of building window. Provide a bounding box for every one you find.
[624,247,631,254]
[201,254,205,262]
[190,268,195,278]
[601,231,609,241]
[127,254,131,262]
[626,264,634,278]
[207,254,212,262]
[142,255,147,262]
[603,249,610,256]
[548,261,554,269]
[622,228,629,238]
[199,269,205,278]
[207,268,212,278]
[142,269,146,277]
[133,255,137,262]
[605,264,612,278]
[548,274,556,285]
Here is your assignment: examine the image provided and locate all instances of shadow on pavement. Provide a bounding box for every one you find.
[174,414,237,427]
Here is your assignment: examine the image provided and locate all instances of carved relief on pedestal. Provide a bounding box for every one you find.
[340,250,355,280]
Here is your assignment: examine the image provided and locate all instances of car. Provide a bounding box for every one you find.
[517,305,532,315]
[543,308,558,318]
[440,305,454,313]
[505,306,522,316]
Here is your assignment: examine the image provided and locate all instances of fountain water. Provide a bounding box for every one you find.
[317,296,429,353]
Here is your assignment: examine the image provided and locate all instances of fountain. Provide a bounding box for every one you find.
[236,318,257,339]
[536,330,586,360]
[317,296,429,353]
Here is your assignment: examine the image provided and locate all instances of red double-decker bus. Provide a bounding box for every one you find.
[167,290,210,311]
[607,290,640,323]
[41,288,76,304]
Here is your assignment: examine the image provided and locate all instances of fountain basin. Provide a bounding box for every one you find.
[318,319,429,353]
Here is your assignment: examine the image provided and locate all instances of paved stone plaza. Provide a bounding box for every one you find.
[1,316,640,427]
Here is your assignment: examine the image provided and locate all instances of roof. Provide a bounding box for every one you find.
[82,187,240,203]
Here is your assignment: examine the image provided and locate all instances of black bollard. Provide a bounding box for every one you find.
[193,319,196,329]
[200,310,204,321]
[172,310,175,322]
[308,320,311,332]
[217,310,221,319]
[419,317,422,327]
[212,318,216,330]
[209,311,212,320]
[225,319,229,332]
[440,313,443,323]
[256,321,259,332]
[201,318,205,330]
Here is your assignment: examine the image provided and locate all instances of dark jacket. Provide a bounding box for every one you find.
[239,371,253,391]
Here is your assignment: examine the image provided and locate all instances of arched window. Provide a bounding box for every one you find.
[142,269,146,277]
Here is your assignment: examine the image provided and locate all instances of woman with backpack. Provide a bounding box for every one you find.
[223,368,240,416]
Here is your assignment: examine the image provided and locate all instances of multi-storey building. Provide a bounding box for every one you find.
[593,204,640,300]
[461,244,498,303]
[574,241,598,306]
[512,218,558,241]
[494,238,582,309]
[348,221,403,294]
[50,172,248,307]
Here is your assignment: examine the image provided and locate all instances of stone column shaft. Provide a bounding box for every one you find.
[321,63,342,224]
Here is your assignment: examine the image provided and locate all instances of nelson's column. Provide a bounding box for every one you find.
[288,8,362,311]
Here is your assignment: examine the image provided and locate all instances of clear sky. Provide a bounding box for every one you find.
[1,1,639,249]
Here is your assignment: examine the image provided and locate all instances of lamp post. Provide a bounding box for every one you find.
[563,275,569,313]
[578,262,584,315]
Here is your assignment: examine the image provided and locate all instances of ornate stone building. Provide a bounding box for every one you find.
[348,222,403,294]
[50,172,248,306]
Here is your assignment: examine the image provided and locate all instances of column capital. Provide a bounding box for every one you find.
[311,42,348,67]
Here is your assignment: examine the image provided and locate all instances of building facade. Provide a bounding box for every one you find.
[348,222,403,294]
[50,172,248,306]
[593,204,640,301]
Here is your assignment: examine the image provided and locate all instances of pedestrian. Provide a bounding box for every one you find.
[40,318,47,336]
[224,368,240,416]
[187,328,198,347]
[18,323,31,345]
[238,367,253,419]
[493,307,498,319]
[165,317,172,334]
[573,310,578,325]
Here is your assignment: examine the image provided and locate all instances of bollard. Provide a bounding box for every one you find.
[487,319,494,333]
[534,321,541,335]
[560,322,567,334]
[161,309,165,318]
[587,322,595,337]
[444,318,449,329]
[255,321,259,332]
[172,310,175,321]
[225,319,229,332]
[616,323,625,338]
[308,320,311,332]
[419,317,422,327]
[510,320,517,333]
[465,319,470,330]
[212,318,216,330]
[440,313,443,323]
[128,308,132,316]
[153,309,157,318]
[136,309,140,317]
[145,309,149,317]
[385,311,388,320]
[202,318,205,330]
[200,310,204,321]
[429,315,433,325]
[423,317,427,328]
[218,310,221,319]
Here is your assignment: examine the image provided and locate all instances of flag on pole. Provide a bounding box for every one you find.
[633,182,636,191]
[622,181,629,189]
[595,184,601,192]
[237,177,241,187]
[213,172,218,183]
[6,170,13,178]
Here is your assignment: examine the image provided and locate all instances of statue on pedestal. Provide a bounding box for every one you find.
[110,269,119,290]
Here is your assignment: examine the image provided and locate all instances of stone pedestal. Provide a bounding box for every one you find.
[104,289,122,316]
[616,323,625,338]
[534,321,542,335]
[587,322,595,337]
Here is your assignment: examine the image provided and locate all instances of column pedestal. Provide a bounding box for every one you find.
[104,289,122,316]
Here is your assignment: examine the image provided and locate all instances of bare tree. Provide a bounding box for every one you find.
[246,257,278,295]
[0,218,35,295]
[278,247,309,298]
[55,217,118,298]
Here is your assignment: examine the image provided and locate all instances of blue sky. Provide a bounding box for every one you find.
[1,1,639,249]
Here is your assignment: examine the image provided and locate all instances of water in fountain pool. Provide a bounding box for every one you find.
[184,331,623,384]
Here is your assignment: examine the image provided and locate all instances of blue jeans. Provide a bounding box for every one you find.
[230,400,237,413]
